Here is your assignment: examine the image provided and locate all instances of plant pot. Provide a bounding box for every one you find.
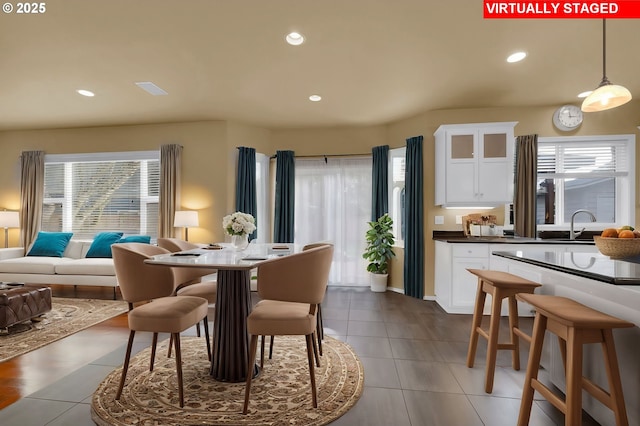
[369,272,388,292]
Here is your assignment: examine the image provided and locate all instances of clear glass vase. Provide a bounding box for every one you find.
[231,234,249,250]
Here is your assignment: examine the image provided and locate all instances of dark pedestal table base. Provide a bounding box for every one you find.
[210,269,258,382]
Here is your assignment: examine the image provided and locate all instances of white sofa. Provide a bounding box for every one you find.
[0,240,118,297]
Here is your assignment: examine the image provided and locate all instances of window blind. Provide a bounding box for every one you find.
[538,141,628,177]
[43,151,159,239]
[391,156,405,182]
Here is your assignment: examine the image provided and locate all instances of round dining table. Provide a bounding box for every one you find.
[144,242,299,382]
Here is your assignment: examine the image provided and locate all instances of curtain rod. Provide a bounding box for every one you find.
[269,153,371,159]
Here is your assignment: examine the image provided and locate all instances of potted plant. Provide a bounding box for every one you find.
[362,214,396,292]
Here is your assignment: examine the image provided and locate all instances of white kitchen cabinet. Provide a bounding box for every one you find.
[434,122,517,207]
[435,241,489,314]
[434,241,591,315]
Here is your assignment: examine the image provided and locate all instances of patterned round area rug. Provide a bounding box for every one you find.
[91,335,364,426]
[0,297,128,363]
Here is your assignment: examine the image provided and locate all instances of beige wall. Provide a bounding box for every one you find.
[271,125,388,155]
[0,121,230,246]
[0,103,638,295]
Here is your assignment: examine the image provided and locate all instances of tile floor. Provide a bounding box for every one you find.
[0,287,603,426]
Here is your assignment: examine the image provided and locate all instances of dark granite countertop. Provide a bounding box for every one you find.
[493,250,640,285]
[433,231,596,245]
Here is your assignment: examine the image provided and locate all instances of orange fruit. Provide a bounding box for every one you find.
[601,228,618,238]
[618,230,635,239]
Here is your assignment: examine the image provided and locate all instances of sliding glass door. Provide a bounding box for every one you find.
[294,157,372,286]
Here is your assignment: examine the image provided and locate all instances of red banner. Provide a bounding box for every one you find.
[484,1,640,18]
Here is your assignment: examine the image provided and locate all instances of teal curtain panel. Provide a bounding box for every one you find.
[403,136,424,299]
[274,150,295,243]
[235,147,257,240]
[371,145,389,222]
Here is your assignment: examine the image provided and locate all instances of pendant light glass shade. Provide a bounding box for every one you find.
[581,81,632,112]
[581,19,632,112]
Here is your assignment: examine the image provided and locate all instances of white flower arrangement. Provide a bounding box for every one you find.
[222,212,256,236]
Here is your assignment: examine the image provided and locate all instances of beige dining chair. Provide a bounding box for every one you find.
[112,243,211,408]
[157,238,218,337]
[261,242,333,367]
[157,237,218,300]
[243,244,334,414]
[157,237,201,252]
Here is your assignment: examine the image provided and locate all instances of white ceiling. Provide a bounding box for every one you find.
[0,0,638,130]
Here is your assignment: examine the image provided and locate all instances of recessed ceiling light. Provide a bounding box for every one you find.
[577,91,593,98]
[309,95,322,102]
[285,32,305,46]
[506,52,527,63]
[76,89,95,97]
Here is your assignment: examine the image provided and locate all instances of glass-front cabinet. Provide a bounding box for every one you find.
[435,122,517,207]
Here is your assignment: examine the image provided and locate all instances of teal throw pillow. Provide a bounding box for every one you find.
[86,232,124,258]
[117,235,151,244]
[27,231,73,257]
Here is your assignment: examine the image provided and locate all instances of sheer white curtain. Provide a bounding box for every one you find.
[295,157,372,286]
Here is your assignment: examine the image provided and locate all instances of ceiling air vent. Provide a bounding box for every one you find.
[135,81,168,96]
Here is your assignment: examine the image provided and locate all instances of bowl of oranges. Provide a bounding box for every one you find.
[594,226,640,259]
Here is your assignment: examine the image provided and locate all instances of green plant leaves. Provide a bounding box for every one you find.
[362,213,396,274]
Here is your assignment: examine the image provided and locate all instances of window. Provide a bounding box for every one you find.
[42,151,160,239]
[255,152,270,242]
[389,147,406,246]
[536,135,635,229]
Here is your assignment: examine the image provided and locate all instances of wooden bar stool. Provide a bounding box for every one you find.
[516,293,633,426]
[466,269,541,393]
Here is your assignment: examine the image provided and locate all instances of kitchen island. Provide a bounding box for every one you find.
[433,238,598,315]
[492,250,640,426]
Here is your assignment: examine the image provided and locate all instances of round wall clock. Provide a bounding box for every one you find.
[553,105,583,131]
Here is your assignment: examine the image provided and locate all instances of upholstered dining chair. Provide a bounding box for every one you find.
[112,243,211,408]
[261,242,333,367]
[243,244,334,414]
[157,238,218,338]
[156,237,201,252]
[157,237,218,299]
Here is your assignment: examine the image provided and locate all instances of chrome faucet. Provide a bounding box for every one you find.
[570,209,597,240]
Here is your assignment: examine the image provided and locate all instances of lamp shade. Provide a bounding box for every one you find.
[174,211,199,228]
[581,83,632,112]
[581,20,632,113]
[0,211,19,228]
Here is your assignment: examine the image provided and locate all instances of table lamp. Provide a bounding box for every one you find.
[174,210,199,241]
[0,211,20,248]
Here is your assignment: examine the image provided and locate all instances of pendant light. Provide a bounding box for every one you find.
[581,19,632,112]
